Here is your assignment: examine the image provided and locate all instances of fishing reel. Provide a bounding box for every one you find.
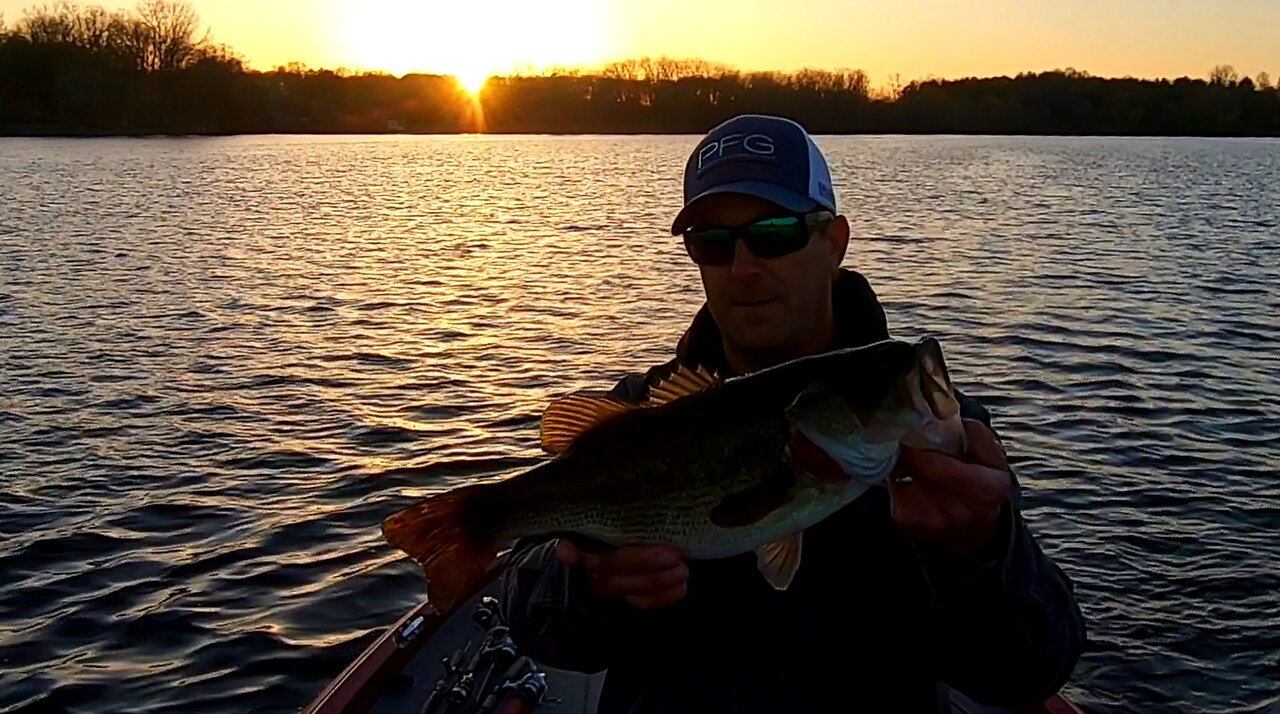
[421,596,556,714]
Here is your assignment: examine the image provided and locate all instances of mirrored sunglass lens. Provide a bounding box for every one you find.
[746,224,802,239]
[751,216,802,228]
[685,232,734,264]
[746,216,802,238]
[687,227,731,241]
[684,216,811,264]
[746,234,806,258]
[744,220,807,257]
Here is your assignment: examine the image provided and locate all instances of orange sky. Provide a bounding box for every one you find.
[2,0,1276,87]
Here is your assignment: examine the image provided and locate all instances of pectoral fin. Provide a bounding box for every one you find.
[756,532,803,590]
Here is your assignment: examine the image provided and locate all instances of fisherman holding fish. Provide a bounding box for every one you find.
[384,115,1086,713]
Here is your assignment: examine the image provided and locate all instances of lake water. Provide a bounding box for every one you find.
[1,135,1277,714]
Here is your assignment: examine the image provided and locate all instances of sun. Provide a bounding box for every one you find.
[455,69,490,96]
[338,0,611,85]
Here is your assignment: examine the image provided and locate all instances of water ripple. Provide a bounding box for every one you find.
[1,135,1278,713]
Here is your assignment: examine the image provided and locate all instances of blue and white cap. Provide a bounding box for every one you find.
[670,114,837,235]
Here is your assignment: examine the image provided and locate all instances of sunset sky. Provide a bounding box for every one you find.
[1,0,1276,88]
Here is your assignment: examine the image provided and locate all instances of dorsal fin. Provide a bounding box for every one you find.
[644,364,721,406]
[539,391,633,455]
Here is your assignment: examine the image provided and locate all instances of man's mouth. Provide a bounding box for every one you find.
[732,297,778,307]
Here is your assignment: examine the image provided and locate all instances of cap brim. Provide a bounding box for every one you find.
[670,182,820,235]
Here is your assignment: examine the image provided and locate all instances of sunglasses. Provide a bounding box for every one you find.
[683,211,835,266]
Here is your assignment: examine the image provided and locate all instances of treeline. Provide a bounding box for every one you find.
[2,2,1278,136]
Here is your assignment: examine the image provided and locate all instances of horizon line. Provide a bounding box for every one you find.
[254,58,1269,89]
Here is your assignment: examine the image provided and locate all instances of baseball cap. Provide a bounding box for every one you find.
[670,114,837,235]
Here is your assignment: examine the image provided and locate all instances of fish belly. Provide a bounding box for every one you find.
[521,484,868,561]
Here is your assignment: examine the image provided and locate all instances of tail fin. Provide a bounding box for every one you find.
[381,485,499,615]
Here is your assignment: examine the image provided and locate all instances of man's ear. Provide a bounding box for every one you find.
[828,215,850,266]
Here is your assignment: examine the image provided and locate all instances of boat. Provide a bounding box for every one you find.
[305,575,601,714]
[304,574,1083,714]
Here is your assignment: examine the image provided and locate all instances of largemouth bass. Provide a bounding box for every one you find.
[383,337,967,614]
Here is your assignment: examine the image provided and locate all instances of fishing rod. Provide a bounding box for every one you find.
[421,647,468,714]
[421,596,552,714]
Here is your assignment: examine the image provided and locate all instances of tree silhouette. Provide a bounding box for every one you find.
[1209,65,1240,86]
[2,2,1277,137]
[126,0,200,72]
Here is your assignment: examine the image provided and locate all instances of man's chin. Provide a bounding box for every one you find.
[729,300,785,323]
[724,324,789,355]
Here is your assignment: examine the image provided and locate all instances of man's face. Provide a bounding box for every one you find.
[685,193,850,359]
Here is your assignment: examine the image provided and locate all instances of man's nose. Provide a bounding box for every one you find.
[730,239,764,277]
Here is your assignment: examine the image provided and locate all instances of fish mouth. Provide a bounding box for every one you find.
[915,338,960,421]
[902,338,967,455]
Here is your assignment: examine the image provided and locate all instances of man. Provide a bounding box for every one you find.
[500,114,1085,713]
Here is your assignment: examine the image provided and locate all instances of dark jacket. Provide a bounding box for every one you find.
[500,268,1085,713]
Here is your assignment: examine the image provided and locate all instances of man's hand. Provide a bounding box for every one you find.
[888,418,1014,559]
[556,540,689,610]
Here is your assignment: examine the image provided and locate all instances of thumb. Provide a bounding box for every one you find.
[554,538,583,566]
